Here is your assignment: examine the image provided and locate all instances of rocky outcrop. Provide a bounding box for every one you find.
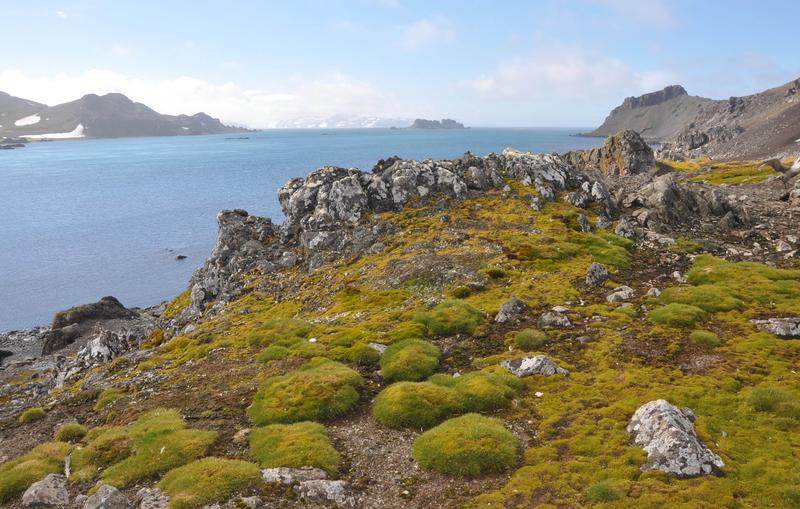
[409,118,465,129]
[628,400,724,478]
[566,130,657,176]
[501,355,569,377]
[751,317,800,339]
[585,262,610,286]
[21,474,69,507]
[51,296,136,330]
[54,326,147,388]
[538,310,571,329]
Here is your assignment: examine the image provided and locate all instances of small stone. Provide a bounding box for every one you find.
[239,496,263,509]
[750,317,800,339]
[368,342,388,354]
[576,335,593,344]
[261,467,328,485]
[577,214,592,232]
[501,355,569,377]
[551,305,569,313]
[294,480,358,509]
[535,391,544,398]
[232,428,251,446]
[606,286,636,303]
[22,474,69,507]
[83,484,130,509]
[494,298,529,323]
[776,240,792,252]
[538,311,571,329]
[74,495,88,508]
[585,262,610,286]
[308,337,318,343]
[646,287,661,297]
[135,488,169,509]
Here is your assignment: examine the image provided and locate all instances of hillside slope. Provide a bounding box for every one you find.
[0,92,245,139]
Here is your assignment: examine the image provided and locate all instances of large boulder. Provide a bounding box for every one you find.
[293,480,359,509]
[21,474,69,507]
[135,488,169,509]
[82,485,130,509]
[51,296,135,330]
[565,130,656,176]
[627,399,724,478]
[501,355,569,377]
[751,317,800,339]
[585,262,610,286]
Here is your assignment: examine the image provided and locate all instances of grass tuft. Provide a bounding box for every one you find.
[157,457,262,509]
[648,303,706,327]
[19,407,46,423]
[95,388,124,411]
[0,442,72,503]
[373,381,461,429]
[413,300,484,336]
[249,422,340,475]
[512,329,548,351]
[689,329,722,347]
[54,423,88,443]
[379,339,441,382]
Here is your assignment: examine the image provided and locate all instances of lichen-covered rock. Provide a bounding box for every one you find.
[51,296,136,330]
[293,479,359,508]
[22,474,69,507]
[494,298,529,323]
[134,488,169,509]
[585,262,610,286]
[751,317,800,339]
[634,174,743,228]
[628,399,724,478]
[538,311,571,329]
[606,285,636,303]
[501,355,569,377]
[261,467,328,485]
[82,485,130,509]
[565,130,656,176]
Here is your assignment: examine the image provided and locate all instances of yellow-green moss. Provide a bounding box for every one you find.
[413,300,484,336]
[373,381,462,429]
[379,339,441,382]
[247,358,363,425]
[249,422,340,475]
[19,406,46,423]
[246,318,314,347]
[95,388,124,411]
[412,414,518,477]
[164,289,192,319]
[648,303,706,327]
[255,345,290,363]
[0,442,72,503]
[54,423,88,443]
[690,330,722,347]
[511,328,548,351]
[157,457,262,509]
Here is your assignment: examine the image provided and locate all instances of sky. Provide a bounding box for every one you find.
[2,0,799,128]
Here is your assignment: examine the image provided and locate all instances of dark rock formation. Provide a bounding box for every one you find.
[628,399,724,478]
[566,130,657,176]
[409,118,465,129]
[41,323,81,355]
[51,296,136,330]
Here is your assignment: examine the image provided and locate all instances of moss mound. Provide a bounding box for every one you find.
[19,406,46,423]
[441,371,523,412]
[0,442,72,503]
[649,303,706,327]
[54,423,88,443]
[689,329,722,347]
[511,328,548,351]
[249,422,340,475]
[379,339,441,382]
[413,300,484,336]
[247,318,314,347]
[256,345,290,363]
[158,457,262,509]
[660,284,744,313]
[373,381,461,429]
[71,408,216,487]
[95,388,124,411]
[247,358,363,426]
[412,414,518,477]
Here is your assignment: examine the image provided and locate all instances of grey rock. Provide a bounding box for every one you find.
[565,130,656,176]
[294,480,359,508]
[83,485,131,509]
[261,467,328,485]
[367,342,388,354]
[576,335,593,344]
[134,488,169,509]
[776,240,792,252]
[577,214,592,232]
[74,495,88,508]
[751,318,800,339]
[501,355,569,377]
[628,399,724,478]
[41,324,82,355]
[606,286,636,303]
[239,497,263,509]
[538,311,571,329]
[647,287,662,297]
[585,262,610,286]
[22,474,69,507]
[614,217,641,240]
[51,296,136,330]
[494,298,529,323]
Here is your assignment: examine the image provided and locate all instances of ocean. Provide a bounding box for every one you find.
[0,128,602,330]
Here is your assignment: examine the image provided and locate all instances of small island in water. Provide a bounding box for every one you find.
[408,118,466,129]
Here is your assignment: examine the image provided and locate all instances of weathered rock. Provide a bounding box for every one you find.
[501,355,569,377]
[22,474,69,507]
[52,296,136,330]
[134,488,169,509]
[41,324,81,355]
[647,287,662,297]
[261,467,328,485]
[628,400,724,478]
[494,298,529,323]
[367,342,388,354]
[614,217,641,240]
[585,262,610,286]
[751,317,800,339]
[577,214,592,232]
[83,485,130,509]
[606,285,636,303]
[635,174,743,228]
[54,327,143,388]
[238,497,263,509]
[566,130,656,176]
[538,311,571,329]
[293,480,359,508]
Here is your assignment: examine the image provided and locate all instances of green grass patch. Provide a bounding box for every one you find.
[247,318,314,347]
[0,442,72,503]
[660,285,744,313]
[690,330,722,347]
[95,388,124,411]
[687,255,800,307]
[164,289,192,319]
[247,358,363,425]
[585,479,625,503]
[413,300,484,336]
[158,457,262,509]
[19,407,46,423]
[512,329,548,351]
[649,303,706,327]
[380,339,441,382]
[54,423,88,443]
[256,345,290,363]
[412,413,518,477]
[249,422,340,475]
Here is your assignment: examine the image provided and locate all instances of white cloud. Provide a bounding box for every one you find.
[56,10,67,19]
[591,0,675,28]
[471,45,677,101]
[110,45,132,57]
[398,18,455,50]
[0,69,399,128]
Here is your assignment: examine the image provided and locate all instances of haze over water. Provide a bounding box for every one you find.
[0,128,602,330]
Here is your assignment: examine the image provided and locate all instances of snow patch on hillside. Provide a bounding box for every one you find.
[14,114,41,126]
[23,124,85,140]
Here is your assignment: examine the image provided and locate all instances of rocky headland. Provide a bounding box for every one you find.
[1,130,800,508]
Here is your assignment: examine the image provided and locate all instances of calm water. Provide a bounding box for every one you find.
[0,128,601,330]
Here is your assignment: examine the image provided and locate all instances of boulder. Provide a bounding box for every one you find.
[628,399,724,478]
[134,488,169,509]
[538,311,571,329]
[751,318,800,339]
[565,130,656,176]
[501,355,569,377]
[606,286,636,303]
[614,217,641,240]
[41,324,81,355]
[585,262,610,286]
[293,480,359,509]
[51,296,135,330]
[494,298,529,323]
[82,485,130,509]
[261,467,328,485]
[21,474,69,507]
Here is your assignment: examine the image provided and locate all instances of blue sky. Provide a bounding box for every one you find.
[2,0,799,127]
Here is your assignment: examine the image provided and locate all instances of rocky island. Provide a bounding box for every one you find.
[1,129,800,508]
[408,118,466,129]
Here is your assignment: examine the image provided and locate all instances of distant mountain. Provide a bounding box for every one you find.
[585,79,800,159]
[274,114,412,129]
[409,118,466,129]
[0,92,246,140]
